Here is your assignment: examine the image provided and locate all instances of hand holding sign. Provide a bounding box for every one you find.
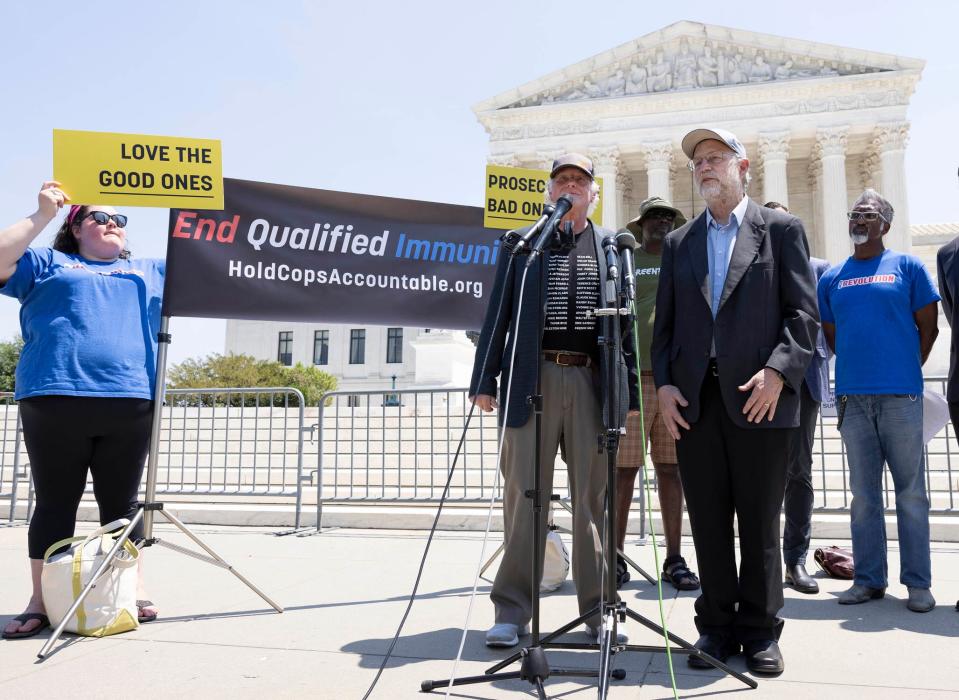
[37,181,70,220]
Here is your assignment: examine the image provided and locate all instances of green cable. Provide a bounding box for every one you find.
[629,310,679,699]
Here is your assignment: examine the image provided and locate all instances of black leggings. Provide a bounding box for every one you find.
[20,396,154,560]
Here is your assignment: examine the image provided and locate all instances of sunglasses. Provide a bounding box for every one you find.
[846,211,884,222]
[81,211,128,228]
[645,210,676,221]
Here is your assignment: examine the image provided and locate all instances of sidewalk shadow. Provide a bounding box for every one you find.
[783,589,959,637]
[19,583,494,626]
[343,626,754,696]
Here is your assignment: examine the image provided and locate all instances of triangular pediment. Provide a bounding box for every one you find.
[474,21,924,112]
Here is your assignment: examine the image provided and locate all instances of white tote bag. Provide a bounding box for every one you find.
[540,530,570,593]
[41,518,140,637]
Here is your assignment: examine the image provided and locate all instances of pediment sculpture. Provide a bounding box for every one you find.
[506,38,885,108]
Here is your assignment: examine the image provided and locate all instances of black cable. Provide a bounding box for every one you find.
[361,255,517,700]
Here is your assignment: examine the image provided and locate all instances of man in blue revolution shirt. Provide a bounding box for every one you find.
[818,189,939,613]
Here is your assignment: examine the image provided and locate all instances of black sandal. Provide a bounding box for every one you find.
[662,555,700,591]
[137,600,158,624]
[2,612,50,639]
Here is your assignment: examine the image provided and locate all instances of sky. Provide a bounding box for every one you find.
[1,1,956,366]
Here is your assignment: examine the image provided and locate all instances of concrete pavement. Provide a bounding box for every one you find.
[1,522,957,699]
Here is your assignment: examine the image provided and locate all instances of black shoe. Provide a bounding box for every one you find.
[785,563,819,594]
[687,633,739,669]
[615,555,631,589]
[742,639,784,675]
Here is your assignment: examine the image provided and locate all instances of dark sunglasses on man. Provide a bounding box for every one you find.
[82,211,128,228]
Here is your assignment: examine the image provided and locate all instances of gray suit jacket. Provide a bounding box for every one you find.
[651,200,819,429]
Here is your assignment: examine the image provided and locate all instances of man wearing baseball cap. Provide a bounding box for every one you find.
[470,153,639,647]
[651,127,818,674]
[614,196,700,593]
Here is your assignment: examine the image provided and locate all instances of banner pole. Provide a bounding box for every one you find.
[143,315,172,542]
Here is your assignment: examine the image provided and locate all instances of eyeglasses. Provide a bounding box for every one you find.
[81,211,128,228]
[846,211,885,222]
[687,152,737,172]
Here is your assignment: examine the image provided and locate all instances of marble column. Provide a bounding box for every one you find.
[859,151,879,191]
[807,156,825,258]
[642,141,673,202]
[590,147,622,229]
[815,127,849,265]
[873,122,911,252]
[616,171,633,228]
[758,131,790,207]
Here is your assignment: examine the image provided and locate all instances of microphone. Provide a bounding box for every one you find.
[507,204,555,255]
[615,231,638,304]
[526,195,574,267]
[602,235,619,281]
[601,236,620,305]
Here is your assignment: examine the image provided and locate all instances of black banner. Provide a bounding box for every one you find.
[164,178,501,330]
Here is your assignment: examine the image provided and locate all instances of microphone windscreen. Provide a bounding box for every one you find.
[615,231,638,250]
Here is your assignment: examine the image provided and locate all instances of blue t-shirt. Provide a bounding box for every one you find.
[0,247,165,400]
[818,249,939,395]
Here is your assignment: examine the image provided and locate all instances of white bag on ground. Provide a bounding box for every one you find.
[41,518,140,637]
[540,530,570,592]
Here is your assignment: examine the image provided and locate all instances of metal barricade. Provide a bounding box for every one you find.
[812,377,957,514]
[0,393,30,523]
[314,387,526,529]
[314,382,959,530]
[159,387,309,528]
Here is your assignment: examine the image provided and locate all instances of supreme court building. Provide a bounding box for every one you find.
[477,20,923,261]
[226,22,947,389]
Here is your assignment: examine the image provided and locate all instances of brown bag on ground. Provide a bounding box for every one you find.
[814,546,855,579]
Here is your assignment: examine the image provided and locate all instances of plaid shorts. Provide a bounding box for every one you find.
[616,371,677,467]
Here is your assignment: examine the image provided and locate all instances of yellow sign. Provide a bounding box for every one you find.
[53,129,223,209]
[484,164,603,230]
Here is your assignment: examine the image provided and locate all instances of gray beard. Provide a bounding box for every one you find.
[850,233,869,246]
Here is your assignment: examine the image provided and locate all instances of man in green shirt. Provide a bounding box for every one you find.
[615,196,700,591]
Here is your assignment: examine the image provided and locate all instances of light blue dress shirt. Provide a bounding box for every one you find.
[705,196,750,318]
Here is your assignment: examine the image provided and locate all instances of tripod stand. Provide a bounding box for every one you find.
[38,316,283,659]
[422,229,757,697]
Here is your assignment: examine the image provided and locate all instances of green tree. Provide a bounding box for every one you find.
[0,335,24,393]
[166,353,336,406]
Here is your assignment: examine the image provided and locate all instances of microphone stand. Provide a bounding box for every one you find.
[424,226,757,698]
[587,237,758,697]
[450,234,758,698]
[422,217,597,698]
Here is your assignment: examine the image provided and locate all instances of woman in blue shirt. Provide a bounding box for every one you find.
[1,181,164,638]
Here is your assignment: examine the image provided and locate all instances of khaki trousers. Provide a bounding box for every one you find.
[493,361,608,628]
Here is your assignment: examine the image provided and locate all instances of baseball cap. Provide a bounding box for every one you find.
[681,127,747,160]
[549,153,594,179]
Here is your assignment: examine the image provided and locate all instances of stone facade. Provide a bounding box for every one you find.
[474,20,924,265]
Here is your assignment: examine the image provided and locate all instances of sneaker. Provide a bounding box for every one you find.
[585,623,628,644]
[906,587,935,613]
[615,555,631,589]
[485,622,529,648]
[837,583,885,605]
